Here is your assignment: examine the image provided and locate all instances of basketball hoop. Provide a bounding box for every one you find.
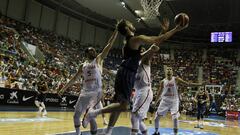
[140,0,163,20]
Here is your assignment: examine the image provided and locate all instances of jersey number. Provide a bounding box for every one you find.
[87,70,92,76]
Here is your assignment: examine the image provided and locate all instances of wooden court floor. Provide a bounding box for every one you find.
[0,111,240,135]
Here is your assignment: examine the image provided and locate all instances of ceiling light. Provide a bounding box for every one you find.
[135,10,141,14]
[140,17,146,20]
[136,18,141,22]
[134,10,144,16]
[121,1,126,7]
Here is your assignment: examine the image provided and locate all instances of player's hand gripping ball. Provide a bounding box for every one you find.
[174,13,189,27]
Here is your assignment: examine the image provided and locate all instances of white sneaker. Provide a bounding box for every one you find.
[97,129,111,135]
[42,110,47,116]
[82,108,97,128]
[103,118,108,125]
[38,107,43,115]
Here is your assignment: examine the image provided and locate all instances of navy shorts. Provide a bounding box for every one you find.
[113,66,136,103]
[35,93,45,102]
[197,103,206,114]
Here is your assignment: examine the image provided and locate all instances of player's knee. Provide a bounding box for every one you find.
[154,113,161,120]
[172,112,180,119]
[73,111,80,119]
[131,113,138,122]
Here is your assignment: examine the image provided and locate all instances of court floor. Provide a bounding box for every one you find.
[0,111,240,135]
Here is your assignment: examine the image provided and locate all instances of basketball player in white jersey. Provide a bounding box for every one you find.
[131,18,169,135]
[131,46,158,135]
[59,29,118,135]
[153,66,202,135]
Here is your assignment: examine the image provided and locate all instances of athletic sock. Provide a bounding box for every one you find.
[106,126,113,134]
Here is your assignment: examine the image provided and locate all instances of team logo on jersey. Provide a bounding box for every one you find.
[60,96,67,106]
[166,83,174,87]
[7,91,19,104]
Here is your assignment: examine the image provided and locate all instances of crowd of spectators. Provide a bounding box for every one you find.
[221,95,240,112]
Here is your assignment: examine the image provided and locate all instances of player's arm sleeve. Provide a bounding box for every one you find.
[97,30,118,61]
[132,27,179,45]
[59,64,83,93]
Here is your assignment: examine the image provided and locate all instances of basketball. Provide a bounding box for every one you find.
[174,13,189,27]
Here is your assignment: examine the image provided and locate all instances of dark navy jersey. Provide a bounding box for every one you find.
[120,36,141,72]
[197,92,207,105]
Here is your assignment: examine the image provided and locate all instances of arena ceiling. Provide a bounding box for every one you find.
[74,0,240,27]
[39,0,240,43]
[72,0,240,42]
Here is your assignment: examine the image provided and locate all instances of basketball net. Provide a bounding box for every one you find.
[140,0,163,19]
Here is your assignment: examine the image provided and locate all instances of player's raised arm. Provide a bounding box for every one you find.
[159,18,170,35]
[97,29,118,62]
[140,44,159,65]
[140,18,169,65]
[131,23,186,46]
[59,64,83,94]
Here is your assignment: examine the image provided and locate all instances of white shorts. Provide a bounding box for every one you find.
[156,98,180,118]
[74,90,102,115]
[94,101,104,109]
[132,88,153,119]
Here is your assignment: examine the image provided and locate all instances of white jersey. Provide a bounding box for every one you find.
[134,63,151,91]
[161,76,179,100]
[82,59,102,91]
[132,63,153,119]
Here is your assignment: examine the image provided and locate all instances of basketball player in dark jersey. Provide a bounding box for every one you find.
[194,86,209,129]
[82,19,188,135]
[35,77,48,116]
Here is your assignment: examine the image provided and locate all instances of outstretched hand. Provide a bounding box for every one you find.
[160,18,170,33]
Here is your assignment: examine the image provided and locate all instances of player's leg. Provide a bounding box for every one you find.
[137,89,152,135]
[131,91,142,135]
[195,104,201,128]
[83,68,133,128]
[90,119,98,135]
[74,95,89,135]
[140,119,148,135]
[172,113,179,135]
[131,112,140,135]
[153,100,169,135]
[96,111,121,135]
[153,114,161,135]
[199,104,206,129]
[40,102,47,116]
[171,101,180,135]
[34,100,43,115]
[96,101,108,125]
